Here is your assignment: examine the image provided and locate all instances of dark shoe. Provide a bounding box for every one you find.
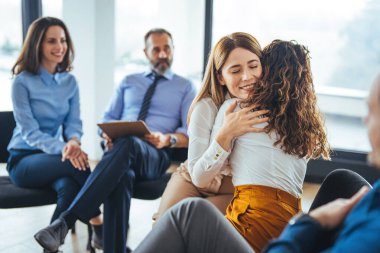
[34,218,68,252]
[43,250,62,253]
[127,246,133,253]
[91,224,103,249]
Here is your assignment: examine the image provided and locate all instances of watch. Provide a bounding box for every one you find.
[169,134,178,148]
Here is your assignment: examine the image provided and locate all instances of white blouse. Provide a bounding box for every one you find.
[188,97,231,189]
[194,98,307,198]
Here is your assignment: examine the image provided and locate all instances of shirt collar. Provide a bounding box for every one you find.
[39,65,61,86]
[144,68,174,81]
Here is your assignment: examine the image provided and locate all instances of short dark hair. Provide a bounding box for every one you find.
[144,28,172,46]
[12,16,74,75]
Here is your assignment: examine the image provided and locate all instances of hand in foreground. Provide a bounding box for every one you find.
[69,150,90,171]
[102,132,113,151]
[223,101,270,135]
[309,186,370,229]
[144,132,169,149]
[217,100,270,151]
[62,139,82,161]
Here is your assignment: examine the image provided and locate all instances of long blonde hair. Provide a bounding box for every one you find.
[187,32,262,124]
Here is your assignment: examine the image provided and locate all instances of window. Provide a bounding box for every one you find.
[42,0,62,18]
[213,0,379,152]
[114,0,205,89]
[0,0,22,111]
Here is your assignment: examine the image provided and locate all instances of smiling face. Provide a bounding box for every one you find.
[218,47,262,99]
[41,25,67,73]
[365,75,380,169]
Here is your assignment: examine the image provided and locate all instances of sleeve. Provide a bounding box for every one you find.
[265,207,380,253]
[175,80,197,135]
[263,214,324,253]
[98,78,126,135]
[62,77,83,141]
[12,79,65,154]
[187,100,230,188]
[321,214,380,253]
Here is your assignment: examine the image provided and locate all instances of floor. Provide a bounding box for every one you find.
[0,164,320,253]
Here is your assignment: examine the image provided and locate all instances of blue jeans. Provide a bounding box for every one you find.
[67,136,171,253]
[8,152,91,223]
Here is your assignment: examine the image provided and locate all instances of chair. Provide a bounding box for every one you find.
[0,111,94,253]
[1,111,188,252]
[133,148,187,199]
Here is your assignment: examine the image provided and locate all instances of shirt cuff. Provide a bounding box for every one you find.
[174,127,188,137]
[203,139,230,170]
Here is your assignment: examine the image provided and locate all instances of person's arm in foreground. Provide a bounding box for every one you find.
[263,186,370,253]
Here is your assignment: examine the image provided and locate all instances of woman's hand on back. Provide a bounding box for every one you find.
[216,100,269,151]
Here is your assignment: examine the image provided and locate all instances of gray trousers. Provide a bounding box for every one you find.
[135,169,370,253]
[134,198,255,253]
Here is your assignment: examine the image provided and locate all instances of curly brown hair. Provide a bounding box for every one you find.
[243,40,330,159]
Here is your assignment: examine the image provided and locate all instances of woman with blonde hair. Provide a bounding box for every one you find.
[201,39,330,252]
[153,32,269,221]
[135,39,330,253]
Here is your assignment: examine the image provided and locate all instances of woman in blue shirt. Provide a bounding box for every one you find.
[7,17,102,232]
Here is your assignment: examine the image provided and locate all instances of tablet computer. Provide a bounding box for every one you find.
[97,120,151,139]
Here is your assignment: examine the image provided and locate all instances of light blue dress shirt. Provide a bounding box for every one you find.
[7,66,83,155]
[101,69,196,135]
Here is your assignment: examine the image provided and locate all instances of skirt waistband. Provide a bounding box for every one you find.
[234,184,301,210]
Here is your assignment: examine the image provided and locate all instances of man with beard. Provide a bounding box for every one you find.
[34,28,196,253]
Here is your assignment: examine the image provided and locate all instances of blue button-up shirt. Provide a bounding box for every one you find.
[7,66,83,154]
[100,69,196,135]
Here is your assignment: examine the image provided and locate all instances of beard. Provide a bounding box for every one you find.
[153,58,172,73]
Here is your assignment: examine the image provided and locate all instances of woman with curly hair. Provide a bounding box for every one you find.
[133,39,330,253]
[209,39,331,252]
[153,32,269,222]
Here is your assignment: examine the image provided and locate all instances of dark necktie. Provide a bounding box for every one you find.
[137,73,163,121]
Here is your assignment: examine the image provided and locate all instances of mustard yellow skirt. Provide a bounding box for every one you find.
[225,185,301,252]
